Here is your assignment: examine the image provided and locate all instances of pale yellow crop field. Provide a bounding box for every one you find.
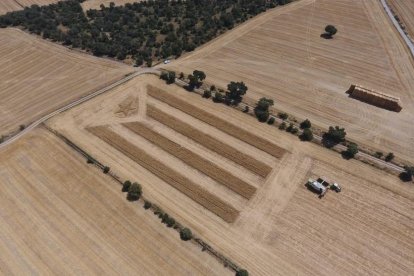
[0,0,60,15]
[47,74,414,275]
[165,0,414,164]
[0,28,133,135]
[0,127,231,275]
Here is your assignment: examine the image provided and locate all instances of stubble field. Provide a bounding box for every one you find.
[47,74,414,275]
[0,127,231,275]
[81,0,143,11]
[165,0,414,164]
[0,28,133,135]
[0,0,60,15]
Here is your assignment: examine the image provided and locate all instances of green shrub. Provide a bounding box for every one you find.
[236,269,249,276]
[278,112,288,120]
[300,128,313,141]
[300,119,311,129]
[385,152,395,162]
[374,151,383,159]
[213,92,223,103]
[122,180,132,192]
[278,122,287,130]
[203,90,212,98]
[127,182,142,201]
[286,123,294,132]
[144,200,152,209]
[254,98,273,122]
[343,143,358,159]
[180,228,192,241]
[103,166,110,174]
[166,217,176,227]
[267,117,275,125]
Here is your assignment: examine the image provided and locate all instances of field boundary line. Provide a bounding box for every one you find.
[380,0,414,58]
[171,76,405,174]
[0,68,158,149]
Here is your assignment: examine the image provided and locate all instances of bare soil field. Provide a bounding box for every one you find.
[0,127,231,275]
[81,0,142,11]
[388,0,414,40]
[0,28,133,135]
[0,0,60,15]
[47,74,414,275]
[165,0,414,164]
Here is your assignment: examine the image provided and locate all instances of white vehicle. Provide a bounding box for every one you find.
[307,178,327,195]
[163,59,171,64]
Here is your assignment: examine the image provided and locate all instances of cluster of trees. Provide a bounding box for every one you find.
[0,0,289,64]
[254,97,273,122]
[122,180,142,201]
[299,119,313,141]
[160,70,176,84]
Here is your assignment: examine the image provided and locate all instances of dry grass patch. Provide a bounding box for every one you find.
[147,85,286,159]
[88,125,239,223]
[124,121,256,199]
[147,105,272,178]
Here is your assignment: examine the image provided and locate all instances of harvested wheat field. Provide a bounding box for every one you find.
[81,0,142,11]
[166,0,414,164]
[0,28,133,135]
[389,0,414,41]
[0,127,231,275]
[0,0,60,15]
[47,74,414,275]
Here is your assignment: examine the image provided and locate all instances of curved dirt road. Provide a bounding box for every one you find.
[0,68,158,149]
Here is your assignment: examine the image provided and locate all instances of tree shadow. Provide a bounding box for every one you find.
[320,33,333,39]
[399,172,413,182]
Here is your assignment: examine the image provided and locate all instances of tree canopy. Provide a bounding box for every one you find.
[254,97,274,122]
[0,0,288,64]
[226,81,248,104]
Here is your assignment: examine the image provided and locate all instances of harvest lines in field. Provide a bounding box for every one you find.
[147,105,272,178]
[88,125,239,223]
[147,85,286,159]
[124,121,256,199]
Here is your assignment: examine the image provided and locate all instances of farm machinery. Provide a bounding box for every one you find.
[306,177,341,198]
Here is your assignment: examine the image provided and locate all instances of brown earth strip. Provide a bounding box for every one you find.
[147,105,272,178]
[87,125,239,223]
[124,121,256,199]
[147,85,286,158]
